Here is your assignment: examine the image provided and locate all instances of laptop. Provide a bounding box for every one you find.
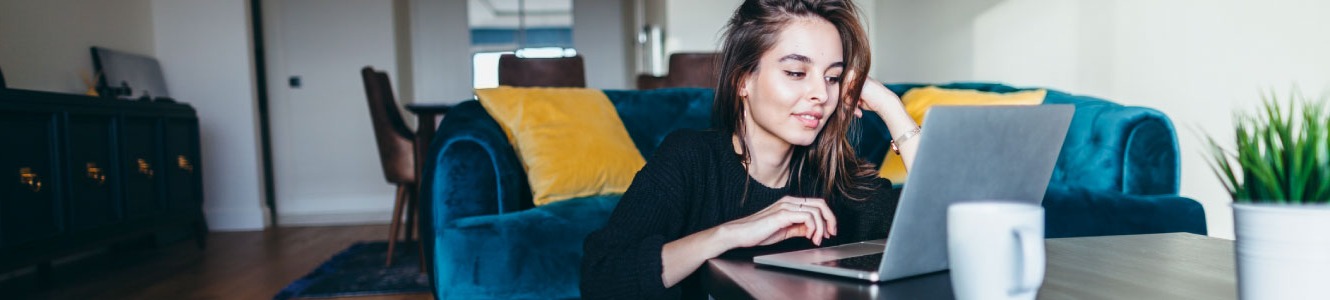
[753,105,1075,282]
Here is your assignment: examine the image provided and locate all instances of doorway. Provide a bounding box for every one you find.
[261,0,402,225]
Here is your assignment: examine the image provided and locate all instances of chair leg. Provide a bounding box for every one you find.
[386,184,408,267]
[411,188,426,273]
[404,184,418,243]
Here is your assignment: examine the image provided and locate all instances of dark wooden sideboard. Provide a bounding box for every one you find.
[0,89,206,273]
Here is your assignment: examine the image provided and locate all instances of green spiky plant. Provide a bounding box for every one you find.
[1205,89,1330,204]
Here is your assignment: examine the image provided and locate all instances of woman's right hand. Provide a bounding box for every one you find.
[719,196,838,248]
[659,197,837,287]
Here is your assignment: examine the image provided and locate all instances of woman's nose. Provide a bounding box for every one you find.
[807,79,829,103]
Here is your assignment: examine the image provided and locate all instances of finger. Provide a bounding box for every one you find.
[808,203,827,244]
[782,225,810,243]
[854,107,863,118]
[782,208,820,244]
[805,198,838,237]
[777,197,828,244]
[784,201,825,245]
[762,217,806,246]
[809,202,827,243]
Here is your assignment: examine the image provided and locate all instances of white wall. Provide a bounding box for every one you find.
[874,0,1330,239]
[856,0,879,78]
[153,0,267,231]
[574,0,633,89]
[411,0,473,104]
[872,0,1003,83]
[663,0,740,56]
[0,0,154,93]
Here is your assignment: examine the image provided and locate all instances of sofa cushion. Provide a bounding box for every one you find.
[476,87,645,206]
[434,195,620,299]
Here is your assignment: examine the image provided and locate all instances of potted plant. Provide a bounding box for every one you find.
[1205,89,1330,299]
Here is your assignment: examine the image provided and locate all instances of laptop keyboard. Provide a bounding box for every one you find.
[815,253,883,272]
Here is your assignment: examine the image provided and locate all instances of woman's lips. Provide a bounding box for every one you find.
[793,113,822,128]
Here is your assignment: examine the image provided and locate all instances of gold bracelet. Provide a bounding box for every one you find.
[890,126,921,155]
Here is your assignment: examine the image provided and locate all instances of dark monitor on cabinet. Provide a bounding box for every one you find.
[91,46,169,99]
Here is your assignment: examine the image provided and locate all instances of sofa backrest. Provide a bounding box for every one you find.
[603,88,716,159]
[1041,89,1180,195]
[882,83,1179,195]
[602,83,1181,195]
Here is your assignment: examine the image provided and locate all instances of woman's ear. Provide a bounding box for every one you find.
[738,73,754,99]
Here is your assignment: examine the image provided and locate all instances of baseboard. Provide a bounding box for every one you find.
[278,210,394,226]
[205,208,267,231]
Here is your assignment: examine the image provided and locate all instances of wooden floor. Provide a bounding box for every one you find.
[3,225,432,300]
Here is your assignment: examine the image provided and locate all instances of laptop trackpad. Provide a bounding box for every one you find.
[815,253,884,272]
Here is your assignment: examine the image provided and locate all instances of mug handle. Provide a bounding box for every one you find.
[1011,227,1045,294]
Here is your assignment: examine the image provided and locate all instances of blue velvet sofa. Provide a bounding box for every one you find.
[420,83,1207,299]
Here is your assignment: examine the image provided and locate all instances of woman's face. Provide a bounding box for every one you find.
[740,16,844,147]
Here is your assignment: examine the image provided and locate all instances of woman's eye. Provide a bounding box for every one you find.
[784,71,806,79]
[826,76,842,84]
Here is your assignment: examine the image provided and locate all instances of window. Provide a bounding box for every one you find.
[469,0,574,88]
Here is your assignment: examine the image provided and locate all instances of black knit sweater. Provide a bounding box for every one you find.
[580,129,901,299]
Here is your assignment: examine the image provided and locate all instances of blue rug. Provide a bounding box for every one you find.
[274,241,430,299]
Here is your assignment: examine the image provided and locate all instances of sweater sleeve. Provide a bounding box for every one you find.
[580,132,698,299]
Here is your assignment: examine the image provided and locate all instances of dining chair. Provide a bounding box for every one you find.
[360,66,422,268]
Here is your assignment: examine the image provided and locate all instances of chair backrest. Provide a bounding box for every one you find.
[498,54,586,87]
[664,53,719,88]
[360,66,416,184]
[635,52,719,90]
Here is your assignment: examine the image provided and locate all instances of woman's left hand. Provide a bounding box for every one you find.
[853,75,902,118]
[849,73,922,171]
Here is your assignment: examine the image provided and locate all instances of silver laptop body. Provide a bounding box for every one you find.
[753,105,1075,282]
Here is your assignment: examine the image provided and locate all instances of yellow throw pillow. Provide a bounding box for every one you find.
[879,87,1047,182]
[476,87,646,206]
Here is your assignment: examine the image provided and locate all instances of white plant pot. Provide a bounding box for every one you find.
[1233,203,1330,300]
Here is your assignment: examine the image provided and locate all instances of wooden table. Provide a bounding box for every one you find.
[405,102,451,271]
[405,102,452,190]
[703,233,1237,299]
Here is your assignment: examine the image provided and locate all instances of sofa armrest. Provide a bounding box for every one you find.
[1045,90,1181,196]
[424,100,532,229]
[1043,186,1206,238]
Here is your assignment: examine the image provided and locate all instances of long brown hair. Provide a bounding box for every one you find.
[712,0,881,202]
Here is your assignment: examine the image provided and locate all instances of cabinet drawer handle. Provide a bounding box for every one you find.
[86,162,107,185]
[177,155,194,174]
[137,158,155,178]
[18,167,42,192]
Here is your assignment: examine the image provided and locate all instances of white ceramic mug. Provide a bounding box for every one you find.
[947,201,1045,300]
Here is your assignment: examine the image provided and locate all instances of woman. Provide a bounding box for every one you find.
[580,0,922,298]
